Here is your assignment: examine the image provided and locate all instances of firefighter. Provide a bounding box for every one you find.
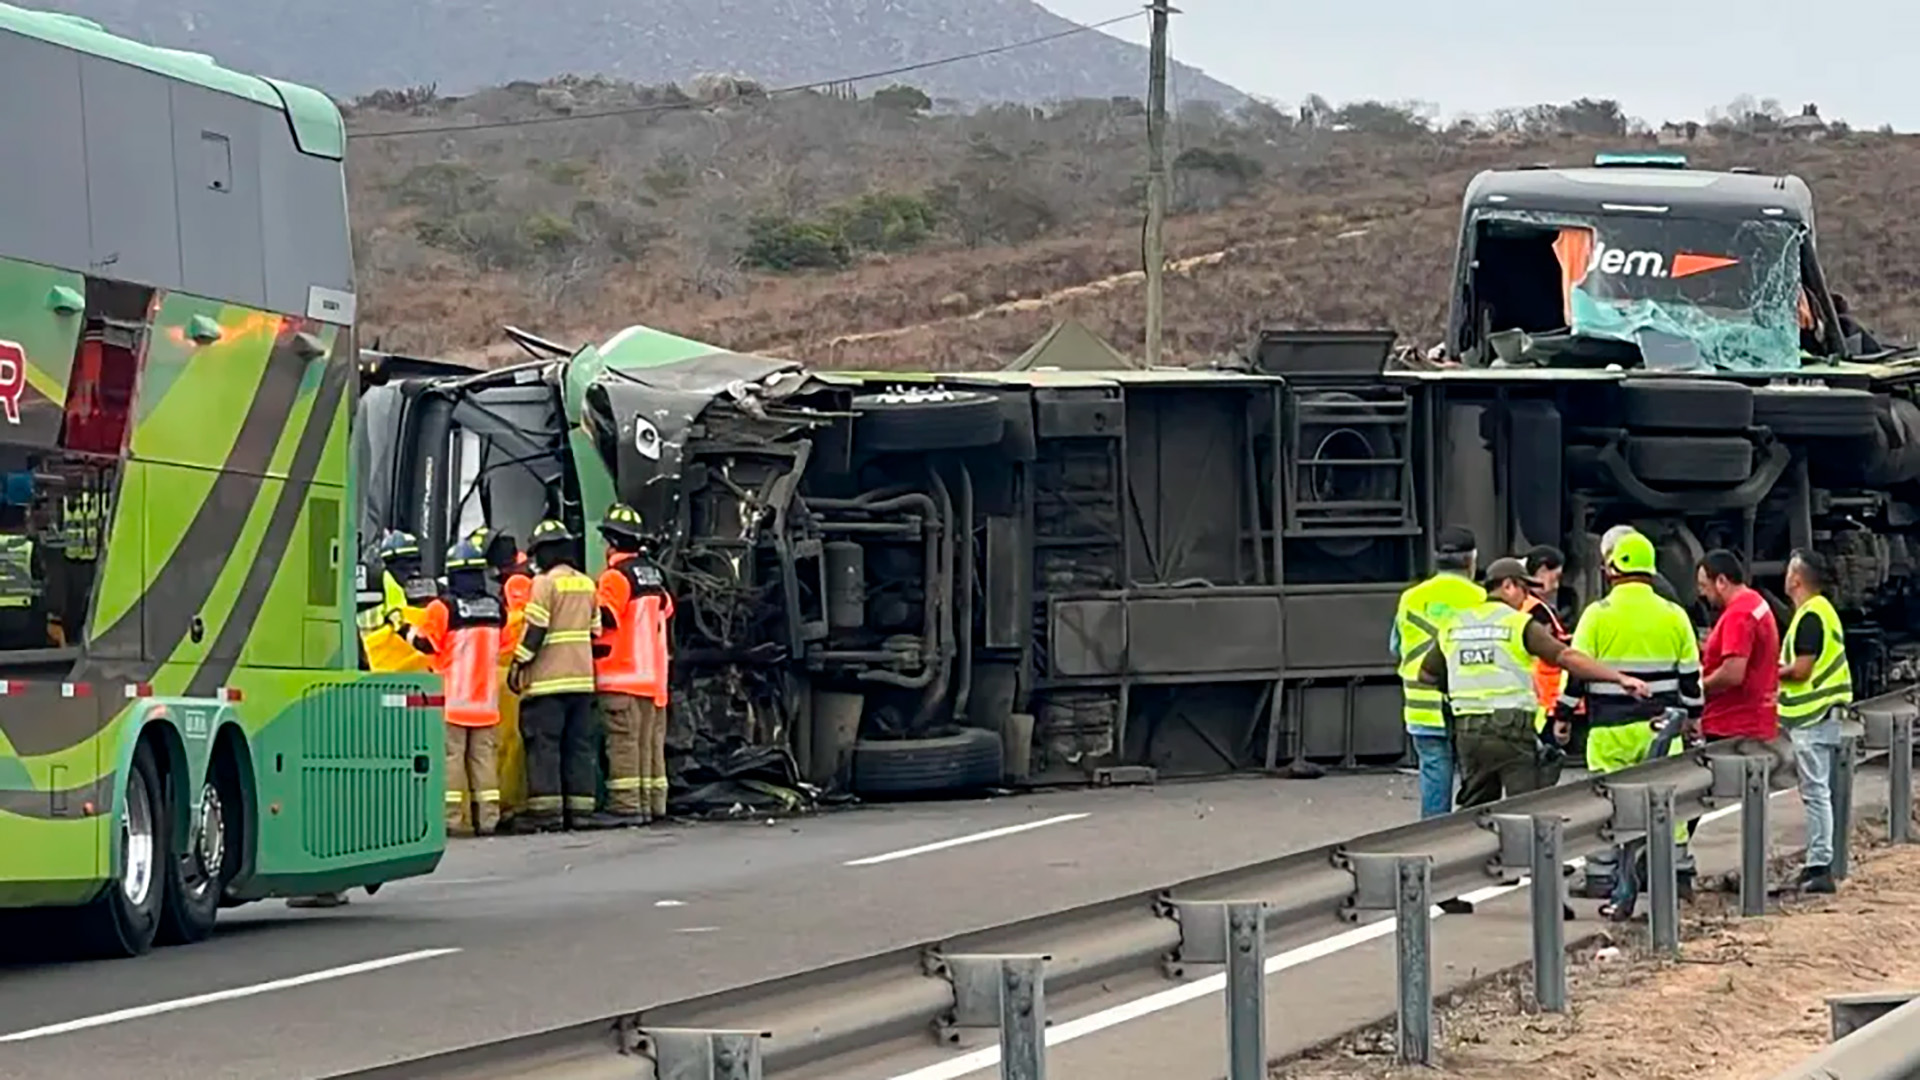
[508,519,601,831]
[594,503,675,824]
[1559,530,1702,918]
[1392,526,1486,818]
[402,539,513,836]
[472,526,535,657]
[359,531,434,673]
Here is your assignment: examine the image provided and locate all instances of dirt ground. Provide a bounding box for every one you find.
[1277,829,1920,1080]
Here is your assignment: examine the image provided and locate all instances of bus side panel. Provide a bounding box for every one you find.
[223,669,444,899]
[0,695,118,908]
[0,256,83,448]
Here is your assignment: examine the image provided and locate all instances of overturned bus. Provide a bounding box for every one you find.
[359,155,1920,806]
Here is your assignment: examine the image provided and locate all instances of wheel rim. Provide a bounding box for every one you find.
[121,771,154,907]
[192,781,226,896]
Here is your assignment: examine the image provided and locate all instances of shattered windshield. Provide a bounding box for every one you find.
[1482,210,1810,372]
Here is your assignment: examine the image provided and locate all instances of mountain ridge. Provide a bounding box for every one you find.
[37,0,1247,105]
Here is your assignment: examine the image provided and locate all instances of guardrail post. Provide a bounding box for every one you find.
[1892,709,1914,845]
[1224,901,1267,1080]
[1393,857,1434,1064]
[1530,816,1567,1011]
[945,954,1050,1080]
[647,1028,768,1080]
[1833,733,1858,881]
[1172,900,1270,1080]
[1646,785,1681,954]
[1346,853,1435,1064]
[1494,812,1568,1012]
[1741,755,1772,916]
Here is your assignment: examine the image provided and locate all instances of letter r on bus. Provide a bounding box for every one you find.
[0,341,25,425]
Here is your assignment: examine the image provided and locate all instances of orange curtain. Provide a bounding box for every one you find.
[1551,227,1596,325]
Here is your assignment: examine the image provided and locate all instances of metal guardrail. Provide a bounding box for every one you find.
[331,690,1920,1080]
[1770,990,1920,1080]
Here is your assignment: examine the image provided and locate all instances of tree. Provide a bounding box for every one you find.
[871,84,931,115]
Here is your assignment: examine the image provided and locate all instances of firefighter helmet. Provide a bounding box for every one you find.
[528,518,575,550]
[378,530,421,562]
[445,537,489,572]
[599,502,648,544]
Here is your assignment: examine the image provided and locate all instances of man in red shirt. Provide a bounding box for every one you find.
[1695,549,1781,742]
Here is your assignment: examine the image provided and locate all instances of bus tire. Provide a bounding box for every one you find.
[77,742,166,958]
[157,754,239,945]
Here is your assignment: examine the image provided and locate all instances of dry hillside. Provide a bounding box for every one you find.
[342,86,1920,369]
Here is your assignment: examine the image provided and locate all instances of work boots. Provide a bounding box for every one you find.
[1799,865,1838,894]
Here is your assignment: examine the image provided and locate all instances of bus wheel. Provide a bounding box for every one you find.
[76,742,166,957]
[158,757,239,945]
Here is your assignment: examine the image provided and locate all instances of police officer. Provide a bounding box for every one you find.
[1560,530,1702,918]
[509,519,602,831]
[402,539,513,836]
[1393,526,1487,819]
[1779,550,1851,894]
[1422,557,1649,809]
[593,504,675,824]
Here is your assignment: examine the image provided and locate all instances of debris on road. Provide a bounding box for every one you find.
[1277,832,1920,1080]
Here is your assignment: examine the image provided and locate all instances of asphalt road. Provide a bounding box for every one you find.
[820,763,1899,1080]
[0,770,1424,1080]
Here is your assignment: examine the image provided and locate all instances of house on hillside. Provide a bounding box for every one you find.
[1781,103,1829,140]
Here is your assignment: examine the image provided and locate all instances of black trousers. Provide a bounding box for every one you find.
[519,693,599,823]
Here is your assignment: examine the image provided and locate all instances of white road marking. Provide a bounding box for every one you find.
[884,793,1780,1079]
[846,813,1092,867]
[0,948,461,1043]
[654,899,688,908]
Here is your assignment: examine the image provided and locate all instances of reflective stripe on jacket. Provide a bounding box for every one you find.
[1561,581,1702,728]
[517,567,598,697]
[1394,572,1487,732]
[1437,601,1539,716]
[0,535,33,609]
[594,553,675,703]
[1779,594,1852,725]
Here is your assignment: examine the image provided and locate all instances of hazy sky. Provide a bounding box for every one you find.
[1040,0,1912,130]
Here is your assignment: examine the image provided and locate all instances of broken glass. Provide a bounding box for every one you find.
[1477,209,1810,372]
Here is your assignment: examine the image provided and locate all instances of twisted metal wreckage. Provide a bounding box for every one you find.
[358,155,1920,821]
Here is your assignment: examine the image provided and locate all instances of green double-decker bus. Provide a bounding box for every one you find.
[0,4,444,957]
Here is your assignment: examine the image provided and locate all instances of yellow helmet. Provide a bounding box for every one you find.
[1608,531,1657,575]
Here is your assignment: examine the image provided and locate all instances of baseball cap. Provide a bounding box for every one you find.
[1608,531,1658,575]
[1482,556,1538,587]
[1435,526,1478,555]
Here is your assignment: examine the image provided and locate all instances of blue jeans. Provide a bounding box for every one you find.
[1411,731,1454,819]
[1790,713,1844,869]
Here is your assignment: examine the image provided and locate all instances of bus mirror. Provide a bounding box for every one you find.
[187,315,224,345]
[46,286,84,315]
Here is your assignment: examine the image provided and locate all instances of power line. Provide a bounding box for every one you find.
[348,11,1147,141]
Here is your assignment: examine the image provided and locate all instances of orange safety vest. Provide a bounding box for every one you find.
[1520,594,1576,713]
[595,552,674,704]
[419,594,509,727]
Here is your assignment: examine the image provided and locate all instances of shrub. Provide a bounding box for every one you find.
[742,215,851,271]
[872,84,932,115]
[828,192,938,253]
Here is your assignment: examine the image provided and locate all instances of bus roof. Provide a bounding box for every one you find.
[0,2,345,159]
[1464,165,1815,224]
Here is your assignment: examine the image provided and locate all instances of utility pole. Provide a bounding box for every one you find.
[1143,0,1173,368]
